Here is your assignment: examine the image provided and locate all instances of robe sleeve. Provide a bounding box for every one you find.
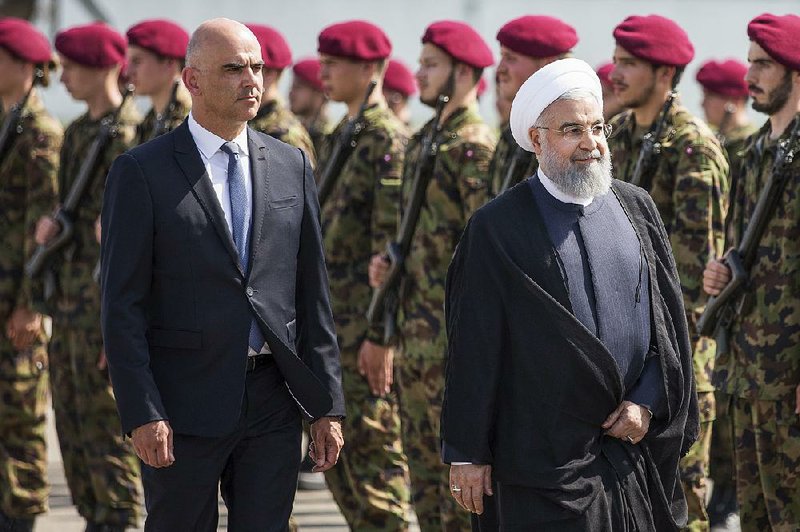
[441,211,507,464]
[626,350,666,418]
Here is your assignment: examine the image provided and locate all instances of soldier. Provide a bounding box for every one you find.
[33,23,142,531]
[697,59,760,185]
[0,18,61,532]
[126,19,191,145]
[703,13,800,532]
[607,15,730,532]
[490,15,578,196]
[383,58,416,126]
[596,62,625,121]
[289,57,330,158]
[695,57,758,529]
[314,20,411,530]
[245,24,316,165]
[368,20,496,531]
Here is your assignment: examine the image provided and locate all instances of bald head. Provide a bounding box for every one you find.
[182,17,264,139]
[186,18,260,69]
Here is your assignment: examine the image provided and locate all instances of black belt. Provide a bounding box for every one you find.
[246,354,273,372]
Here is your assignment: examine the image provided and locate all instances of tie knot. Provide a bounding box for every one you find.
[220,141,240,158]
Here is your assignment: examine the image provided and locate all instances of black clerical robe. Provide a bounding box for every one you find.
[441,179,699,530]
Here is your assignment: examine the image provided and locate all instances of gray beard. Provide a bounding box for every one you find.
[540,146,613,200]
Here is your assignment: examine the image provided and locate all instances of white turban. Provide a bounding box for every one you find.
[510,58,604,152]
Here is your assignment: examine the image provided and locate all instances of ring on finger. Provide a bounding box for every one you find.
[626,435,635,443]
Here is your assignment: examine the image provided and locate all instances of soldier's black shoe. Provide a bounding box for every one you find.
[0,510,34,532]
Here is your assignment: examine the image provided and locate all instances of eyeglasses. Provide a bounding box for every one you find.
[534,123,613,141]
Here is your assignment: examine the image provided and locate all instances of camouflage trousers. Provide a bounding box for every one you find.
[731,395,800,532]
[709,391,735,497]
[49,323,141,527]
[680,391,714,532]
[396,346,471,532]
[0,339,48,519]
[324,350,411,531]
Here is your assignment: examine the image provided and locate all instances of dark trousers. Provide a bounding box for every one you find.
[141,361,302,531]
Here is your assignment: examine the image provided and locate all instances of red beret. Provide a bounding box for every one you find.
[596,62,614,86]
[696,59,749,99]
[384,59,416,96]
[613,15,694,67]
[497,16,578,58]
[0,17,52,64]
[318,20,391,61]
[56,22,126,68]
[748,13,800,72]
[245,23,292,69]
[126,19,188,59]
[422,20,493,68]
[293,58,324,92]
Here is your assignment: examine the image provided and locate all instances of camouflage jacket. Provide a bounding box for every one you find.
[250,98,316,167]
[0,90,61,322]
[714,114,800,400]
[609,103,729,392]
[318,104,408,355]
[488,125,538,197]
[394,105,495,358]
[135,86,191,145]
[53,101,139,325]
[306,112,332,163]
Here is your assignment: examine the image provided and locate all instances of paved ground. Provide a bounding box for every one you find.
[36,405,351,531]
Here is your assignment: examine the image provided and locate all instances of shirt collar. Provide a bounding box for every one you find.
[537,169,594,207]
[187,111,250,160]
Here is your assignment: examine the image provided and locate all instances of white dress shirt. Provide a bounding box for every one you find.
[187,112,252,235]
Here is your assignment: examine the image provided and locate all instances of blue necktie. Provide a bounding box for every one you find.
[220,141,265,354]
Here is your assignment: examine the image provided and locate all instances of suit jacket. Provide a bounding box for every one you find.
[101,120,344,437]
[441,179,699,529]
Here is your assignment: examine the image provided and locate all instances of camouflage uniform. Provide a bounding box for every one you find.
[319,104,411,530]
[0,91,61,521]
[488,125,538,197]
[305,112,332,164]
[609,102,729,532]
[379,105,495,532]
[709,121,759,503]
[134,86,191,145]
[249,98,316,166]
[49,102,143,528]
[713,114,800,532]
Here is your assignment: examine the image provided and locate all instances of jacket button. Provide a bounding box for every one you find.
[246,287,254,297]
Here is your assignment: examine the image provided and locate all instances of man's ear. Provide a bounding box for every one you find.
[529,127,543,156]
[182,67,201,96]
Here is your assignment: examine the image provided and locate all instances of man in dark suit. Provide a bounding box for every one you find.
[100,18,344,530]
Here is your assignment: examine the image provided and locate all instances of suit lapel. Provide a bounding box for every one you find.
[247,128,269,276]
[173,121,243,276]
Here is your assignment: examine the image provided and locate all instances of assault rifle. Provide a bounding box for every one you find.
[630,91,677,190]
[316,80,377,207]
[697,118,800,349]
[0,69,42,166]
[497,144,527,195]
[366,91,450,343]
[26,86,135,280]
[148,79,181,140]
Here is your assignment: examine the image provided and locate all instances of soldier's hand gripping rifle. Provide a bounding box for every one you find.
[0,68,42,166]
[630,91,677,190]
[697,118,800,348]
[316,80,377,207]
[148,79,181,140]
[26,85,135,280]
[366,91,450,343]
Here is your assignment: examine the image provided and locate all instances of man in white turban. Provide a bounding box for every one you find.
[440,58,699,531]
